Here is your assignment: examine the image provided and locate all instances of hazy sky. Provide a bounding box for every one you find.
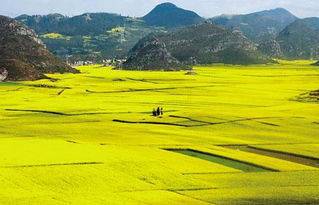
[1,0,318,18]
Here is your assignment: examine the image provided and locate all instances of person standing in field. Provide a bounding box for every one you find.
[152,108,157,116]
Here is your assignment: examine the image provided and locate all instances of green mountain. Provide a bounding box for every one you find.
[0,15,77,81]
[211,8,298,42]
[123,23,269,68]
[120,35,189,71]
[277,17,319,59]
[142,3,204,28]
[16,14,165,62]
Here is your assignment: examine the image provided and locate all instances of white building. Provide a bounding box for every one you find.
[0,68,8,82]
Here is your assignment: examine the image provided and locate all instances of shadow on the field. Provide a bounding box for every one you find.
[5,109,145,116]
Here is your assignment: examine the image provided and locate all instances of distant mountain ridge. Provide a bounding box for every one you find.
[13,3,319,63]
[16,3,204,35]
[211,8,298,41]
[16,13,128,36]
[0,15,77,81]
[142,3,204,28]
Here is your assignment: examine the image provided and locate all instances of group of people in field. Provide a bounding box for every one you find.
[152,107,163,117]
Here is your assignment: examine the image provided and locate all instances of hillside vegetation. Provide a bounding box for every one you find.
[120,35,189,71]
[16,14,166,61]
[0,15,77,81]
[16,13,127,36]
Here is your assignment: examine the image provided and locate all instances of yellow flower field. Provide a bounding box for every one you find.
[0,61,319,204]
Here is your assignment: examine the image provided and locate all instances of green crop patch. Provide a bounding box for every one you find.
[165,149,274,172]
[0,82,20,86]
[224,145,319,168]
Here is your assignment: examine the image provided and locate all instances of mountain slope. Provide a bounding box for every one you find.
[277,17,319,59]
[211,8,298,41]
[257,38,283,58]
[160,23,268,64]
[142,3,203,28]
[0,15,77,81]
[125,23,268,68]
[121,35,189,70]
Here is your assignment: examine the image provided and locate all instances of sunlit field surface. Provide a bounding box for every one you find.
[1,61,319,204]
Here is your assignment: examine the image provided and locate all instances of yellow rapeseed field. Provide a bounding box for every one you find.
[0,61,318,204]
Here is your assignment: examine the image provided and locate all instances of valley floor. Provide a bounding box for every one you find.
[0,61,319,204]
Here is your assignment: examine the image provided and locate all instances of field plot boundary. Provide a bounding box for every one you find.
[172,145,319,172]
[85,85,213,94]
[113,119,193,127]
[0,162,104,168]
